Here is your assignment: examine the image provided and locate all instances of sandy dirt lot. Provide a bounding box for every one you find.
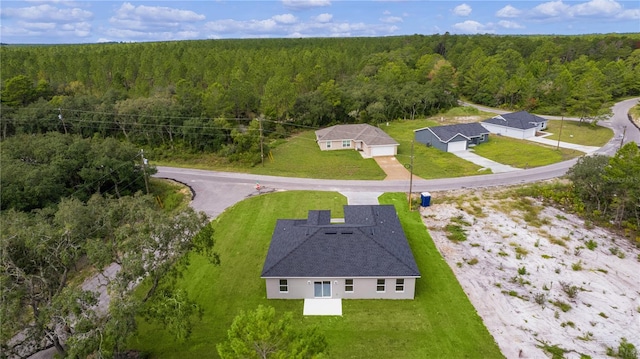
[421,188,640,359]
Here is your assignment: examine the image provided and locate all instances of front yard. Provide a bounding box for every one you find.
[472,136,583,168]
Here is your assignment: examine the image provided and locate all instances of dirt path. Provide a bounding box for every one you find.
[421,188,640,359]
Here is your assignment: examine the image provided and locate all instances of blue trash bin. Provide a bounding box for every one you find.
[420,192,431,207]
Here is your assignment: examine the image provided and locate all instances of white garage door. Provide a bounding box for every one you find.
[447,140,467,152]
[371,146,396,157]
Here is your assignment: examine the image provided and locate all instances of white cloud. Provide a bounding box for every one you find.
[106,2,206,40]
[528,0,633,20]
[452,20,494,34]
[380,16,403,23]
[205,15,397,38]
[616,8,640,19]
[313,13,333,23]
[205,19,279,34]
[531,0,571,18]
[453,4,472,17]
[282,0,331,10]
[1,4,92,22]
[112,3,205,23]
[20,21,56,31]
[496,5,522,18]
[570,0,621,16]
[272,14,298,24]
[497,20,525,29]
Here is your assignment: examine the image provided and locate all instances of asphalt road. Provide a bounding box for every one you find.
[156,98,640,218]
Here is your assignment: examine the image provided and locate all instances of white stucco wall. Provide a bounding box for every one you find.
[480,123,536,139]
[264,277,417,300]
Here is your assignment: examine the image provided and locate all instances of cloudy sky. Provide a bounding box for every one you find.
[1,0,639,44]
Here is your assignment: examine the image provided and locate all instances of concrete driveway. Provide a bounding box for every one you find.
[526,134,602,154]
[451,150,522,173]
[374,156,417,180]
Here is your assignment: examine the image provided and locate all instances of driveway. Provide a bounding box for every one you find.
[373,156,418,180]
[451,150,522,173]
[525,134,601,154]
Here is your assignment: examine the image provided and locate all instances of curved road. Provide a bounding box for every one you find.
[156,98,639,218]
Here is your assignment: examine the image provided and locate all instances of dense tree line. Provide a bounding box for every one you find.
[1,194,217,358]
[0,133,218,357]
[0,132,153,211]
[567,143,640,237]
[2,34,639,164]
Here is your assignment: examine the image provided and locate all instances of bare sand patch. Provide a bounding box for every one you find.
[421,189,640,359]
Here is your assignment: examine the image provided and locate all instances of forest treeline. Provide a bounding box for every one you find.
[1,34,640,164]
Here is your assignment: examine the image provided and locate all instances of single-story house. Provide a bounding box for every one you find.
[315,124,399,157]
[481,111,549,139]
[414,123,490,152]
[261,205,420,300]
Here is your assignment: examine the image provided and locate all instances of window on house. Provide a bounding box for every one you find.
[395,279,405,292]
[326,141,332,149]
[342,140,351,148]
[279,279,288,293]
[376,279,385,292]
[345,279,354,292]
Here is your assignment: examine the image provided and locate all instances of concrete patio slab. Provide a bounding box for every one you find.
[303,298,343,316]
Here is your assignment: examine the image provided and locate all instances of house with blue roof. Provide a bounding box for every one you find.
[261,205,420,300]
[414,122,490,152]
[481,111,548,139]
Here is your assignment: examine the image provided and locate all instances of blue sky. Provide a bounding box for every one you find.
[1,0,639,44]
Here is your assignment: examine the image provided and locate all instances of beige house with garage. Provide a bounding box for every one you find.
[315,124,399,158]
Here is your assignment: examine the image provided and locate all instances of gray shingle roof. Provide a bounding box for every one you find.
[261,205,420,278]
[315,124,399,147]
[416,123,489,143]
[483,111,548,130]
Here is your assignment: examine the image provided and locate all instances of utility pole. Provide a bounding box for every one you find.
[407,140,415,211]
[259,116,264,167]
[58,108,68,134]
[556,116,564,150]
[619,125,627,149]
[140,149,150,194]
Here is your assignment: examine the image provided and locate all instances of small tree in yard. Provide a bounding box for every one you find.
[217,305,327,359]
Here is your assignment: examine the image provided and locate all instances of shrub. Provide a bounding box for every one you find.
[552,300,572,312]
[560,282,579,299]
[585,239,598,250]
[571,260,583,271]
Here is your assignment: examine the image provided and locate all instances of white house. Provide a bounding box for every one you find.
[481,111,548,139]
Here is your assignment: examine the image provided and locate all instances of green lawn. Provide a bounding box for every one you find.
[130,191,504,359]
[381,119,491,178]
[544,120,614,146]
[155,131,386,180]
[473,136,583,168]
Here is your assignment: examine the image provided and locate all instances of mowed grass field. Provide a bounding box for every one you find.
[544,119,614,146]
[472,136,584,168]
[130,191,504,359]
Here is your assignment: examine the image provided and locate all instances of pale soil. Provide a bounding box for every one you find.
[421,188,640,359]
